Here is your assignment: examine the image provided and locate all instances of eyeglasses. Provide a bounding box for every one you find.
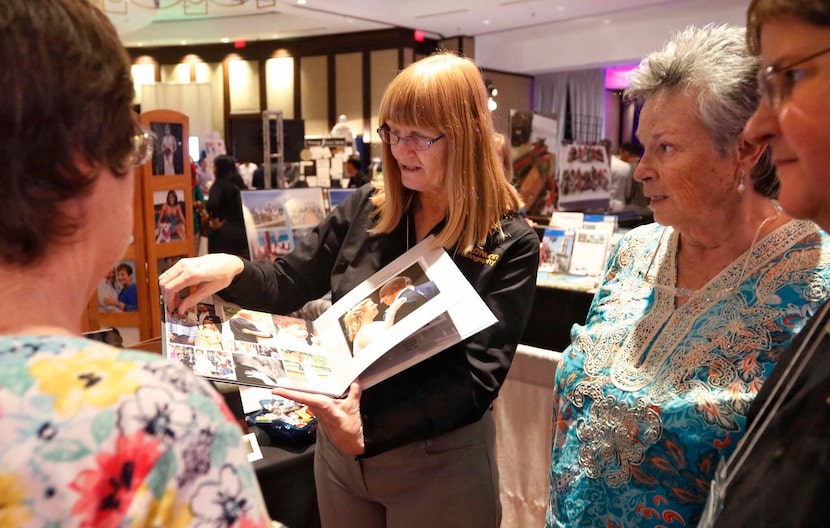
[758,45,830,110]
[377,126,445,151]
[131,125,155,167]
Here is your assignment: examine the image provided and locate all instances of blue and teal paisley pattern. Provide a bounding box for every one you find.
[547,220,830,528]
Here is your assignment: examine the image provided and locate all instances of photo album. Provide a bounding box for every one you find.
[161,236,496,397]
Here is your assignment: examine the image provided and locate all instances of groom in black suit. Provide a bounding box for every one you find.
[378,275,431,323]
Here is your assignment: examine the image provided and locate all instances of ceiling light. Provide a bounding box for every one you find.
[221,37,230,43]
[483,20,491,25]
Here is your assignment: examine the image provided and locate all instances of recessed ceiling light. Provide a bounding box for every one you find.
[137,42,144,47]
[180,40,187,45]
[221,37,230,43]
[556,6,564,11]
[297,0,307,5]
[483,19,491,25]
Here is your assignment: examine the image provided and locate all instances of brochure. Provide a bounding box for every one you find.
[161,236,497,397]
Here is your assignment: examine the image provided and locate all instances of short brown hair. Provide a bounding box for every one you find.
[0,1,136,265]
[747,0,830,54]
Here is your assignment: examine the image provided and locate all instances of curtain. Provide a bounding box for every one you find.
[567,69,606,143]
[534,68,606,145]
[533,72,568,153]
[140,82,214,143]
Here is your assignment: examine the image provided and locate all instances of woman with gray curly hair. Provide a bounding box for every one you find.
[546,24,830,528]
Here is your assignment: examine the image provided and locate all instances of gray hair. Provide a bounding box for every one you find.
[625,24,760,158]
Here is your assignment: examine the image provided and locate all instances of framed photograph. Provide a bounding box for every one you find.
[338,261,438,357]
[152,189,188,244]
[96,259,139,313]
[150,121,184,176]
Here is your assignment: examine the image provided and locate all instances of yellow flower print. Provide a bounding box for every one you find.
[29,348,140,416]
[0,472,31,526]
[128,486,194,528]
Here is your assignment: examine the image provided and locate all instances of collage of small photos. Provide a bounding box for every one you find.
[164,297,334,390]
[242,187,356,265]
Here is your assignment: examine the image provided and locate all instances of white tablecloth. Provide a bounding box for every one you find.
[494,344,561,528]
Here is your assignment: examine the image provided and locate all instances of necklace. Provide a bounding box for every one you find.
[406,214,460,259]
[641,202,783,300]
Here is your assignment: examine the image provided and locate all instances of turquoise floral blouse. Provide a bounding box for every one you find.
[547,220,830,528]
[0,335,271,527]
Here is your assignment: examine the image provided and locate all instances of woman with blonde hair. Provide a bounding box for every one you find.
[160,51,540,527]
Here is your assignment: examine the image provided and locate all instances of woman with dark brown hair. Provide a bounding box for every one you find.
[0,2,270,526]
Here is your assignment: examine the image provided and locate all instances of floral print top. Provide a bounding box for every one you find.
[547,220,830,528]
[0,335,271,528]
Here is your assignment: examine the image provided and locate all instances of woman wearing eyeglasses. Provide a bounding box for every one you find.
[546,25,830,528]
[0,1,272,526]
[160,51,539,528]
[698,3,830,527]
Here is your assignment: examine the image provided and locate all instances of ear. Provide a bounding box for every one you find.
[736,131,767,172]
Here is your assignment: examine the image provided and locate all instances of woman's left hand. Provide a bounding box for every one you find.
[272,382,365,455]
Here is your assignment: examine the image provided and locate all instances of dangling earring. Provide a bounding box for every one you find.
[737,174,746,202]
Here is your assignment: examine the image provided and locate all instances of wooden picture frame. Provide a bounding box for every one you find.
[140,109,195,339]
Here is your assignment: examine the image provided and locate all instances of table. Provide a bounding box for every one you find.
[493,344,561,527]
[521,280,594,352]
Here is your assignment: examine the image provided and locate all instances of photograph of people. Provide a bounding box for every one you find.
[102,261,138,312]
[342,296,405,357]
[233,352,286,387]
[546,25,830,528]
[699,2,830,526]
[195,314,224,349]
[0,1,271,525]
[96,266,122,313]
[152,122,183,175]
[154,189,187,243]
[160,51,540,528]
[377,272,436,323]
[228,310,274,343]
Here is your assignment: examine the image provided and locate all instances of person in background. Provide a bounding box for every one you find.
[546,24,830,528]
[699,3,830,526]
[494,131,534,227]
[622,141,649,210]
[330,113,355,144]
[204,155,250,259]
[345,155,371,188]
[237,160,258,190]
[602,138,634,212]
[0,1,271,526]
[192,167,206,254]
[159,51,540,528]
[196,156,213,192]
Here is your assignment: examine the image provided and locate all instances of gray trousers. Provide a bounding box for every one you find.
[313,411,501,528]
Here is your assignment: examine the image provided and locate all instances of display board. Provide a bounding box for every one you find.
[139,109,196,339]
